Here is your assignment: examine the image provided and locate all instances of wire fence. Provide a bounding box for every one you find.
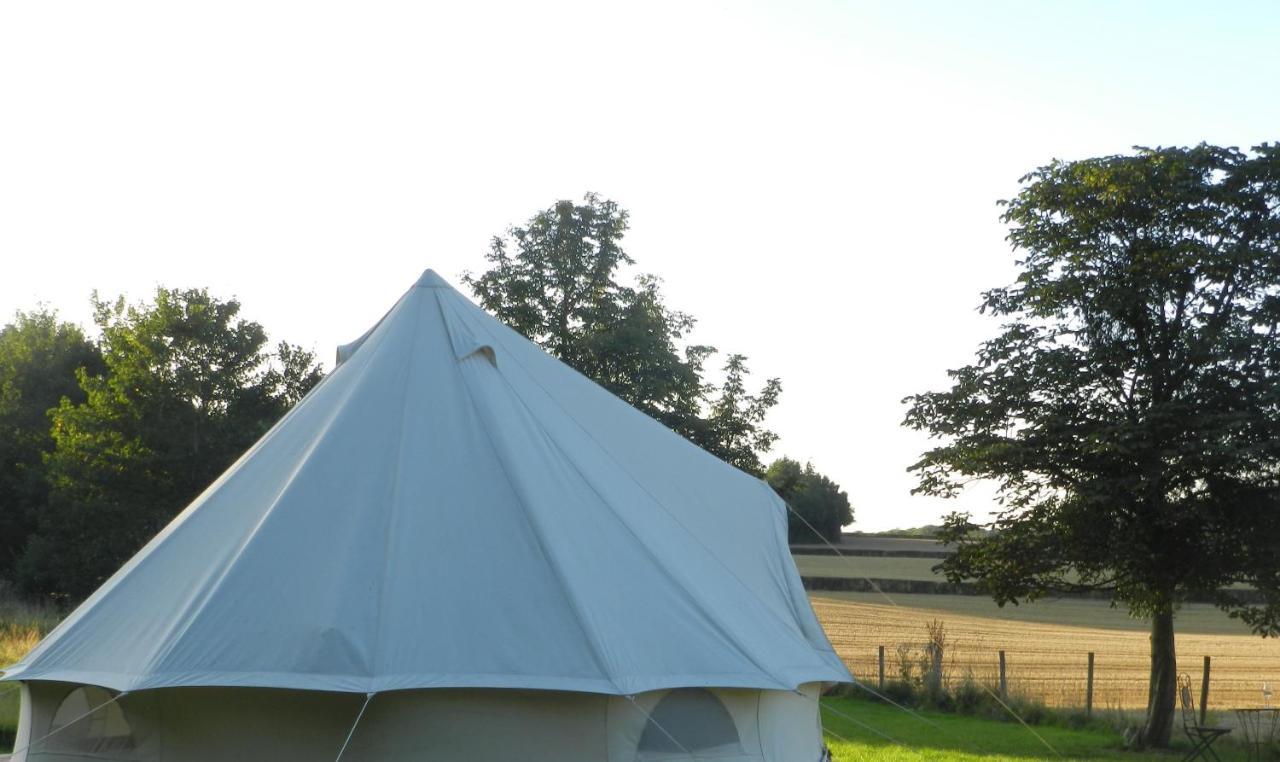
[837,641,1280,730]
[810,591,1280,721]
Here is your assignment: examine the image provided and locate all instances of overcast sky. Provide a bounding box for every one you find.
[3,1,1278,530]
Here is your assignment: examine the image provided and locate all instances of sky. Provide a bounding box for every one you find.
[2,1,1278,531]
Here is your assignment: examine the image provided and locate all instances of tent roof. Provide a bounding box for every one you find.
[2,271,848,695]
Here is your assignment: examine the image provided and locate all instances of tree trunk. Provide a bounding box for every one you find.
[1142,603,1177,748]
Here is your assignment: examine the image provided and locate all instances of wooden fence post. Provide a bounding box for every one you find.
[878,645,885,690]
[926,643,943,695]
[998,650,1007,700]
[1200,655,1211,726]
[1086,652,1095,717]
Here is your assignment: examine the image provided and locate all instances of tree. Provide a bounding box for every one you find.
[765,457,854,543]
[0,310,101,579]
[902,144,1280,748]
[21,288,324,599]
[465,194,781,474]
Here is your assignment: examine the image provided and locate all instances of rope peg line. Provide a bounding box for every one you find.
[333,691,376,762]
[786,504,1065,758]
[796,689,904,746]
[978,683,1062,758]
[785,504,897,607]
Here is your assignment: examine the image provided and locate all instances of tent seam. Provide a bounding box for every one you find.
[441,291,827,684]
[10,341,353,671]
[429,292,623,694]
[367,294,421,689]
[134,310,404,685]
[439,292,799,689]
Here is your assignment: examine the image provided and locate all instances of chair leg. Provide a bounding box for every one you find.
[1203,738,1222,762]
[1181,733,1212,762]
[1181,738,1205,762]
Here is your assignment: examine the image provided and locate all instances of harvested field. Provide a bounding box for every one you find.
[812,592,1280,715]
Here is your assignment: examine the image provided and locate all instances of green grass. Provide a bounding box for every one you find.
[820,696,1248,761]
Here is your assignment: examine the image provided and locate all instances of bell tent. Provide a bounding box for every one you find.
[1,270,850,761]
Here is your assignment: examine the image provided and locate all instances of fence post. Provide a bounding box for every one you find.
[998,650,1007,700]
[1200,656,1211,726]
[1086,652,1095,717]
[927,643,943,696]
[878,645,885,690]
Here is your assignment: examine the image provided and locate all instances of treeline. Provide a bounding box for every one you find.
[0,290,323,600]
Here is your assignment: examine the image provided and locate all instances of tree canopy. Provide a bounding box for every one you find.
[765,457,853,543]
[0,310,101,579]
[903,143,1280,747]
[465,194,781,475]
[20,288,323,599]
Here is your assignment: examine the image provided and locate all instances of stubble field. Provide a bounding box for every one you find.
[812,592,1280,714]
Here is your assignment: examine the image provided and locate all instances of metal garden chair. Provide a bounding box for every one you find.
[1179,673,1231,761]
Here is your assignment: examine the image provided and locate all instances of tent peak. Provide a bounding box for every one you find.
[415,269,451,289]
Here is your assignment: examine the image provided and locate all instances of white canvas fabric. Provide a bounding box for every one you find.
[9,681,826,761]
[1,269,848,697]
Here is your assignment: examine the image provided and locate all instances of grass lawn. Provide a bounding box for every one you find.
[820,696,1250,761]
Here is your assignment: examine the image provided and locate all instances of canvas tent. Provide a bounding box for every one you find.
[1,270,850,761]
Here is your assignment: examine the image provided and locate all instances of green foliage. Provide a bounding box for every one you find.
[903,143,1280,747]
[464,194,781,475]
[0,310,101,580]
[19,288,323,599]
[766,457,854,542]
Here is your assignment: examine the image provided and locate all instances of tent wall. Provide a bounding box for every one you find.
[12,682,825,762]
[758,681,825,760]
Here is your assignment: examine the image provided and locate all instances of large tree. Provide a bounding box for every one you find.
[0,310,101,579]
[765,457,854,543]
[465,194,781,475]
[903,143,1280,748]
[21,288,323,599]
